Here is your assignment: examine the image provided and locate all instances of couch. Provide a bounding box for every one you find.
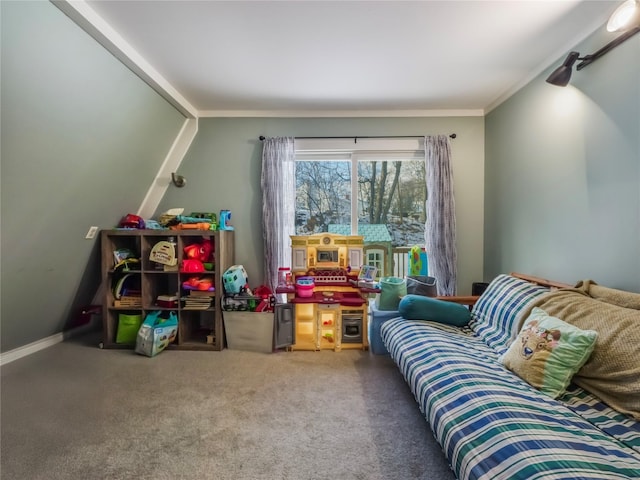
[380,273,640,480]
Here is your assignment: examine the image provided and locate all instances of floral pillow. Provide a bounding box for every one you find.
[500,307,597,398]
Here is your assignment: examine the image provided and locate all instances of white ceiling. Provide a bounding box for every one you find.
[80,0,618,116]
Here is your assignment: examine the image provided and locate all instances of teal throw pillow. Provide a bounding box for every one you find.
[398,294,471,327]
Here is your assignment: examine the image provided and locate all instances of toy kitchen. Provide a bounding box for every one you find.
[276,233,376,351]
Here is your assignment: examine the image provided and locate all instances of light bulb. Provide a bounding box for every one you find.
[607,0,640,32]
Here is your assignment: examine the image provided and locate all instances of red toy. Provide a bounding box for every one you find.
[253,285,274,312]
[182,276,214,291]
[118,214,145,229]
[181,259,205,273]
[184,240,213,262]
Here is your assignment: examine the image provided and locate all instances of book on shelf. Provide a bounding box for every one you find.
[181,295,213,310]
[186,290,215,297]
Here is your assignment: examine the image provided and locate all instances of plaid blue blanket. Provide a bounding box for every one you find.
[381,274,640,480]
[382,319,640,479]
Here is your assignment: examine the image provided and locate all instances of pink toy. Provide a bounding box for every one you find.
[295,277,315,298]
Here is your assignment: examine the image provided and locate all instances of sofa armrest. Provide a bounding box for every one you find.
[435,295,480,307]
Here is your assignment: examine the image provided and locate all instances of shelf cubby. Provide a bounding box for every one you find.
[100,229,234,351]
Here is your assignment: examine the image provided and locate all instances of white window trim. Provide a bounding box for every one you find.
[295,138,424,236]
[295,137,424,152]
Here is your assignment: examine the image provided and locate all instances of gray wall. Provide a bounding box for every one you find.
[485,26,639,291]
[1,1,185,351]
[155,117,485,296]
[14,2,634,353]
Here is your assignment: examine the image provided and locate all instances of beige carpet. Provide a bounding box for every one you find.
[1,332,455,480]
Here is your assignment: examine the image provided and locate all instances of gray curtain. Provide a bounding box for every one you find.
[261,137,296,290]
[424,135,457,295]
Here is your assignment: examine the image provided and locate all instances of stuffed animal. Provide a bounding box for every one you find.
[183,240,213,262]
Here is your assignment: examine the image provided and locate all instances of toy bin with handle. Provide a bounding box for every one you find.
[406,275,437,297]
[295,277,315,298]
[375,276,407,311]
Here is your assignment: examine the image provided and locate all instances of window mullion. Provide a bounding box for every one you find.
[351,153,359,236]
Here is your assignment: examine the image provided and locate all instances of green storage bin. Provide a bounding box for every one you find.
[375,276,407,311]
[116,313,142,344]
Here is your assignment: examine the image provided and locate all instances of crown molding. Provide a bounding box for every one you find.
[198,109,485,118]
[485,13,611,114]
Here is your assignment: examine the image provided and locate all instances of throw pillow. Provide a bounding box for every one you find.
[501,307,597,398]
[398,294,471,327]
[529,282,640,420]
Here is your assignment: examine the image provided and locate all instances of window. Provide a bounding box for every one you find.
[365,247,385,277]
[295,158,351,231]
[295,139,427,262]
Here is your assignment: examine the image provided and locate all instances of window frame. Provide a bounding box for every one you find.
[295,138,425,236]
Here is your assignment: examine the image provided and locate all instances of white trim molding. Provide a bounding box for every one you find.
[1,333,65,366]
[485,16,608,114]
[199,109,485,118]
[0,319,100,366]
[51,0,198,119]
[137,117,199,219]
[295,137,425,153]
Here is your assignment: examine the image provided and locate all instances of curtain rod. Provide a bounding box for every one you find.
[258,134,456,142]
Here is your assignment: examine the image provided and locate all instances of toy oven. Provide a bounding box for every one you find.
[341,310,363,344]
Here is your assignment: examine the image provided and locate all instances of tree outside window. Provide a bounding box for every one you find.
[295,156,426,249]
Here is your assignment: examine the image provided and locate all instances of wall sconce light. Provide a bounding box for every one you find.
[546,0,640,86]
[171,172,186,188]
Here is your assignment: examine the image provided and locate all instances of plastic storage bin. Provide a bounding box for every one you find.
[368,302,402,355]
[223,311,274,353]
[406,275,437,297]
[116,313,143,344]
[375,276,407,311]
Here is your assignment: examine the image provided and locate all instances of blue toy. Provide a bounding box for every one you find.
[220,210,234,230]
[222,265,248,294]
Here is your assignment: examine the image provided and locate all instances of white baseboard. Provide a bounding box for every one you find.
[0,319,100,366]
